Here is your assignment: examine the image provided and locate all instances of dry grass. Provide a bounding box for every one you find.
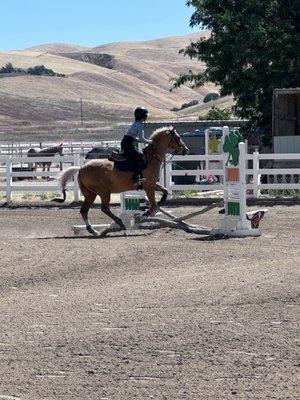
[0,32,233,141]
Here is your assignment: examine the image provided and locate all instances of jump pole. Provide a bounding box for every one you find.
[73,190,147,234]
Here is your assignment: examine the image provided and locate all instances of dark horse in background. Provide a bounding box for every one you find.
[27,144,63,173]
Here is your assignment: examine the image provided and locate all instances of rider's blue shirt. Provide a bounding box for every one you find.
[125,121,147,143]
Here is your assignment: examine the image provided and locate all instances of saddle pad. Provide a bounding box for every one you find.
[114,158,136,171]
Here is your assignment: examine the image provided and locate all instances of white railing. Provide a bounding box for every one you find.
[164,151,300,196]
[0,151,299,202]
[0,154,82,202]
[0,141,121,156]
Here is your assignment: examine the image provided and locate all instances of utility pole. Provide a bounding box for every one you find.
[80,98,83,125]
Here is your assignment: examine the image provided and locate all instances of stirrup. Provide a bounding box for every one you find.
[136,178,146,190]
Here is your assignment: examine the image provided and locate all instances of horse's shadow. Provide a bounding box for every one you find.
[37,232,150,240]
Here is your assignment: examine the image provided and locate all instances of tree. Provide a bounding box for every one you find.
[203,92,219,103]
[27,65,54,76]
[199,105,231,120]
[174,0,299,145]
[0,62,15,73]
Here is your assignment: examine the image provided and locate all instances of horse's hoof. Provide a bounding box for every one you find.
[87,226,99,236]
[142,206,158,218]
[99,230,108,238]
[142,210,151,218]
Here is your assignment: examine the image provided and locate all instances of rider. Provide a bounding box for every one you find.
[121,107,152,183]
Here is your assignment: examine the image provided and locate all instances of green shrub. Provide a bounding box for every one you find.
[199,106,231,121]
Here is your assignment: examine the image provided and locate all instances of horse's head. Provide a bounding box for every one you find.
[50,143,63,156]
[166,126,189,155]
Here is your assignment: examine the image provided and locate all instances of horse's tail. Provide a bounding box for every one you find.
[52,166,81,203]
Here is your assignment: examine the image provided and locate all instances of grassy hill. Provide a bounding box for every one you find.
[0,32,234,141]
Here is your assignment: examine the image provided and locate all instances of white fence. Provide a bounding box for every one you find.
[0,140,121,156]
[0,151,299,202]
[165,151,300,196]
[0,154,82,202]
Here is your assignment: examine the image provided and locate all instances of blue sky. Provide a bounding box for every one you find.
[1,0,200,51]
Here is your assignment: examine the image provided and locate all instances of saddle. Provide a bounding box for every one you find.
[108,151,128,162]
[108,151,146,172]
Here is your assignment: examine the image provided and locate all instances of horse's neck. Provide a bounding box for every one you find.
[152,139,169,161]
[41,146,59,155]
[144,140,169,176]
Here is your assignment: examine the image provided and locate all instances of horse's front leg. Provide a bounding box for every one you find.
[154,183,169,207]
[142,187,158,217]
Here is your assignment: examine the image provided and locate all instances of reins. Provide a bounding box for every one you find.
[145,130,183,164]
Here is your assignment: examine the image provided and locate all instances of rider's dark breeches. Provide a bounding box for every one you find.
[121,136,144,170]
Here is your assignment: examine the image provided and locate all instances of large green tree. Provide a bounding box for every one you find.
[175,0,299,144]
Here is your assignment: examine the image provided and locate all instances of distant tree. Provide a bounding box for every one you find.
[203,92,220,103]
[27,65,53,76]
[0,62,15,73]
[174,0,299,145]
[27,65,65,77]
[0,63,65,77]
[199,106,231,120]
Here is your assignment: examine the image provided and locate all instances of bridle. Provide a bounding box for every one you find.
[168,129,184,155]
[147,129,186,163]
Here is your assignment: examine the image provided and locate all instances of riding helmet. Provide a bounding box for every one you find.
[134,107,148,121]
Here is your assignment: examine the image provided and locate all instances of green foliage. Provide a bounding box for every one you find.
[175,0,299,145]
[0,62,23,74]
[199,105,231,120]
[203,92,219,103]
[27,65,65,77]
[0,62,14,73]
[0,63,65,77]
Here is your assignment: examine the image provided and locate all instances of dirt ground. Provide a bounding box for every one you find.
[0,203,299,400]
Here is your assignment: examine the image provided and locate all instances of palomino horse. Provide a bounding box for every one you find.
[27,144,63,172]
[54,127,189,236]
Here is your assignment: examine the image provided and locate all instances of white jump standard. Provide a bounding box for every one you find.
[211,128,267,237]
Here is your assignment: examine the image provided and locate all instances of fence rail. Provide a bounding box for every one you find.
[164,151,300,197]
[0,151,299,202]
[0,141,121,156]
[0,154,81,202]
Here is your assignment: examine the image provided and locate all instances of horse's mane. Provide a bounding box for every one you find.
[149,126,173,141]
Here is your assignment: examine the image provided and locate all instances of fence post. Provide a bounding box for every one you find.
[239,142,248,229]
[73,154,81,202]
[253,149,260,198]
[158,161,165,187]
[165,155,172,195]
[6,156,12,202]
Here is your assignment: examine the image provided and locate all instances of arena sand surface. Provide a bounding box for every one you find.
[0,204,299,400]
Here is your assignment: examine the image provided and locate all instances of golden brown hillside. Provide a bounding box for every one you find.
[0,32,232,141]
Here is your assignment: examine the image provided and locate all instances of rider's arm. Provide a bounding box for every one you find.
[137,124,152,144]
[138,137,152,144]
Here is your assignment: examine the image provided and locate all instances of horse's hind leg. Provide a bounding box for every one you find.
[100,193,126,234]
[80,191,98,236]
[101,194,126,229]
